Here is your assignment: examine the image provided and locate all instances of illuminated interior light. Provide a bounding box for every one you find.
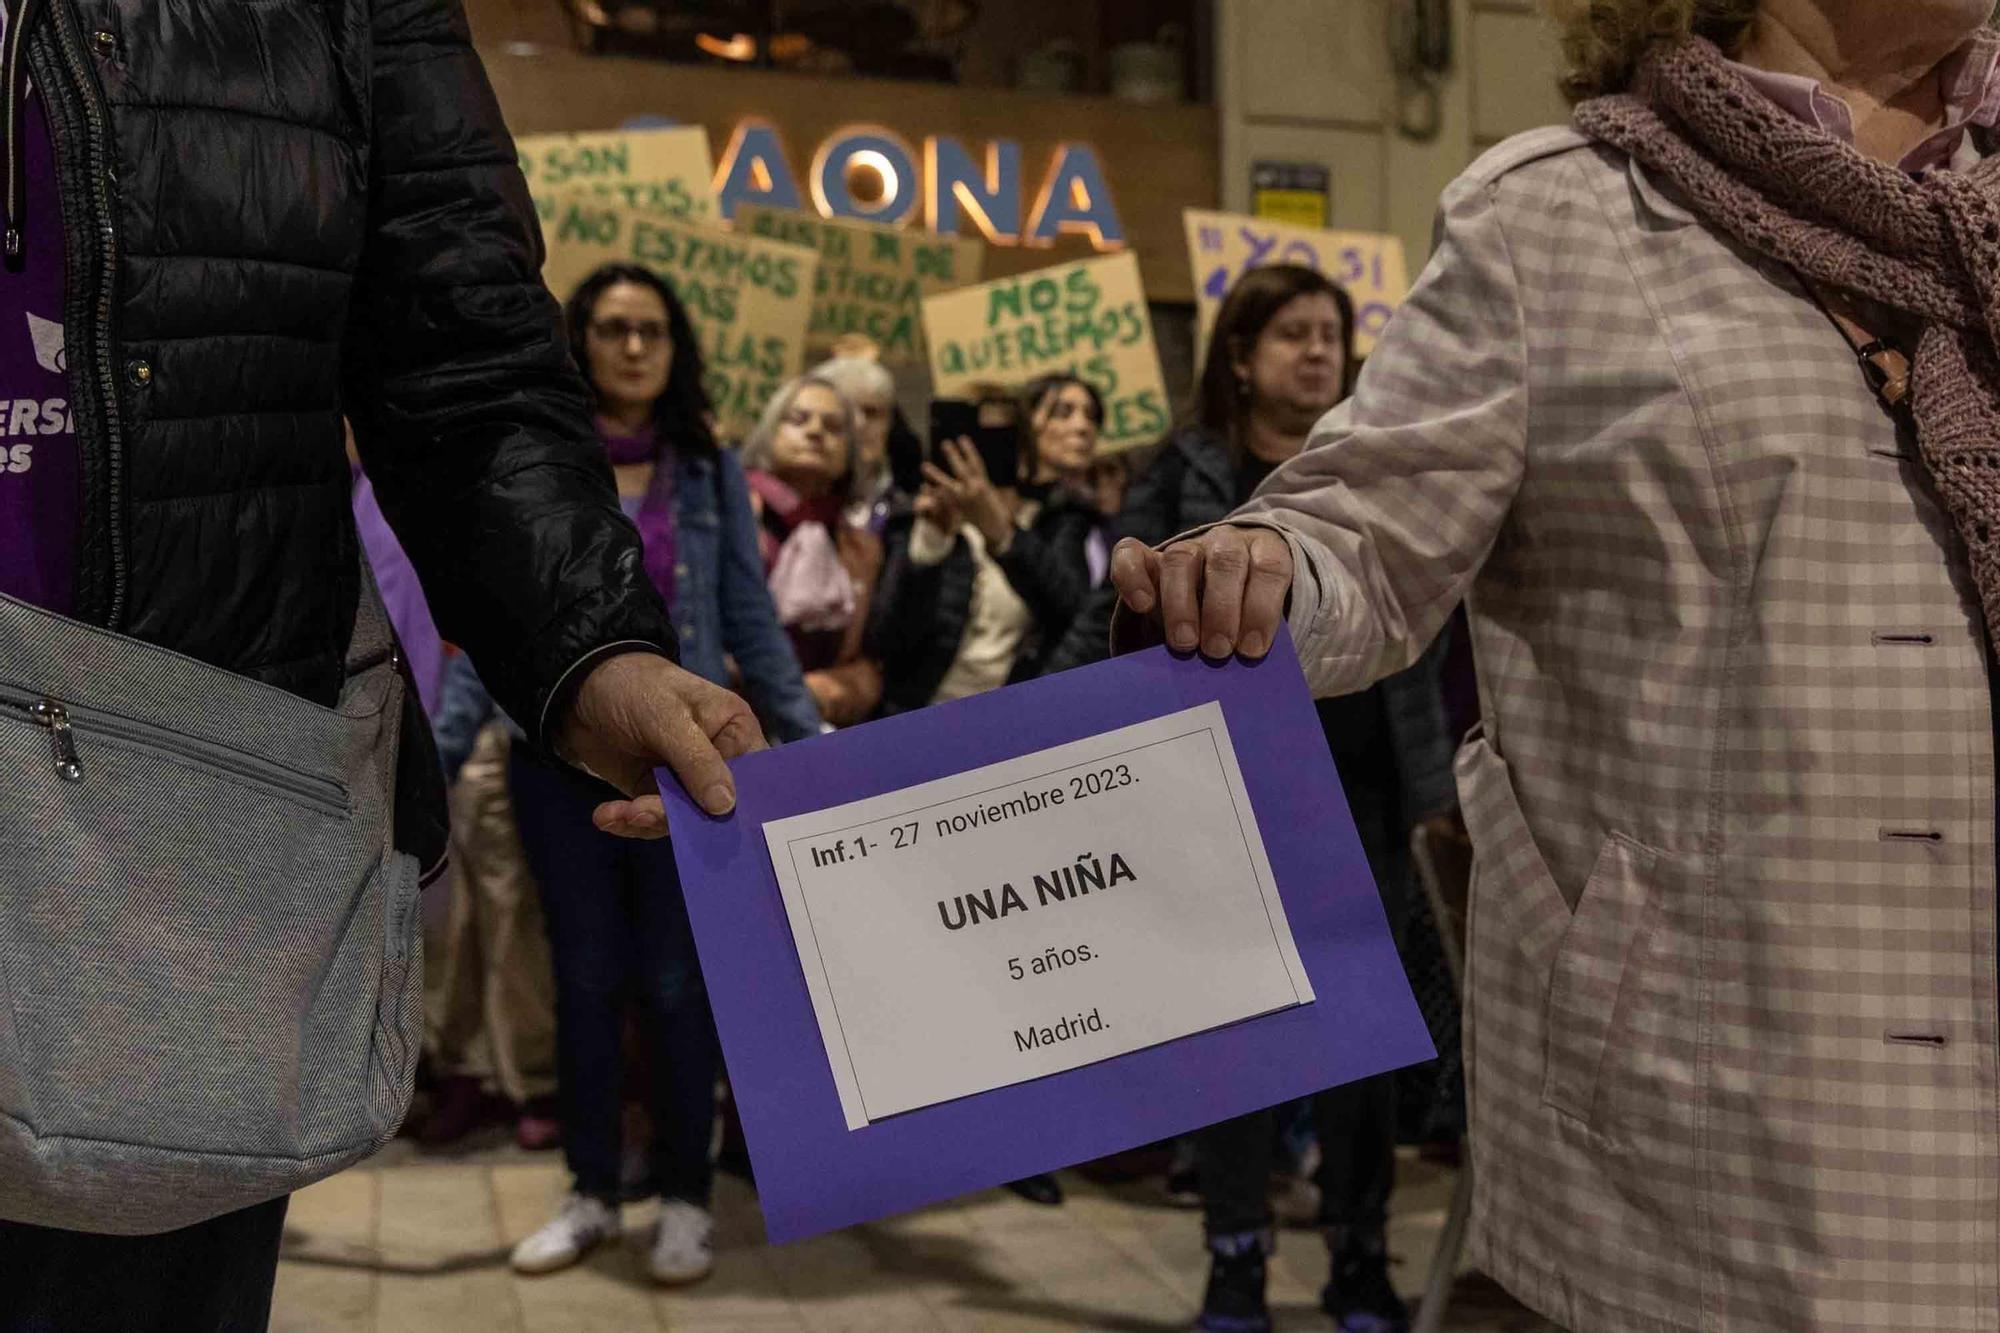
[694,31,758,61]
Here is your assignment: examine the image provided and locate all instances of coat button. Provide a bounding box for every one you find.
[90,29,115,55]
[126,359,151,387]
[675,563,689,578]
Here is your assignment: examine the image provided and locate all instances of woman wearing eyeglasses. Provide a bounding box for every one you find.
[504,263,822,1286]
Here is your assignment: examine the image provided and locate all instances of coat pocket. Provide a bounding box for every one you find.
[1542,833,1658,1126]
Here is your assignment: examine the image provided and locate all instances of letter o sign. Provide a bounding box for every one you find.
[812,126,920,226]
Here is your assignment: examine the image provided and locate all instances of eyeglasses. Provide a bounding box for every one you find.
[588,318,670,349]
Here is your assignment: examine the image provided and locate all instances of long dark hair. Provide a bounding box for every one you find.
[564,263,717,454]
[1194,264,1354,446]
[1019,372,1105,481]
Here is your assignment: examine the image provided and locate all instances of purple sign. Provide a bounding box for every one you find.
[661,630,1434,1243]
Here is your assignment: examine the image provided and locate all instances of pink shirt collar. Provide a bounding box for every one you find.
[1725,28,2000,173]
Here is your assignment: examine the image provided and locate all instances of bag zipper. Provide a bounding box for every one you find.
[4,689,349,814]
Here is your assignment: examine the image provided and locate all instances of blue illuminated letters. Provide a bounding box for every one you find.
[716,122,1124,251]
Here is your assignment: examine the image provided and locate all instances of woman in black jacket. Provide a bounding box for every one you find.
[869,375,1105,714]
[0,2,759,1327]
[1086,266,1457,1333]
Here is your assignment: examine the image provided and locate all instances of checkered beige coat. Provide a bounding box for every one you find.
[1241,127,1998,1331]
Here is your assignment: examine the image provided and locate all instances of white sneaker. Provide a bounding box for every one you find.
[509,1192,619,1275]
[647,1199,715,1285]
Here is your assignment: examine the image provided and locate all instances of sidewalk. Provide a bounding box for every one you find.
[274,1142,1547,1332]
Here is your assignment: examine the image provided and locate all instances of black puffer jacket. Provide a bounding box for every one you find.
[16,0,670,743]
[868,485,1099,714]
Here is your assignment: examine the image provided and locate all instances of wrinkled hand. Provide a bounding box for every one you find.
[923,436,1013,550]
[1109,524,1295,660]
[556,651,768,839]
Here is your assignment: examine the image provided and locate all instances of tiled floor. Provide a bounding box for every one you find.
[273,1142,1549,1332]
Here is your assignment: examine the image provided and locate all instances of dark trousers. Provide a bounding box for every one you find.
[1201,697,1413,1239]
[1197,1076,1398,1236]
[0,1196,289,1332]
[509,747,718,1206]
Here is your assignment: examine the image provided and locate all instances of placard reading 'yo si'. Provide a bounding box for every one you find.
[734,205,984,361]
[922,251,1169,453]
[1183,208,1410,358]
[516,126,716,225]
[539,199,819,437]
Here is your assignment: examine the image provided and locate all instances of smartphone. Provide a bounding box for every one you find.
[887,409,926,497]
[929,396,1021,487]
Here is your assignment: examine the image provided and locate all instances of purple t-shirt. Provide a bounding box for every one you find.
[0,31,78,613]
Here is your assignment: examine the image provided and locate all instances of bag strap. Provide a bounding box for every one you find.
[344,556,402,680]
[1793,271,1914,418]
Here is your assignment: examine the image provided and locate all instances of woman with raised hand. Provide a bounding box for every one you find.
[1115,2,2000,1328]
[869,374,1107,715]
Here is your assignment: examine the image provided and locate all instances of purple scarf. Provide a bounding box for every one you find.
[1576,38,2000,635]
[599,419,677,610]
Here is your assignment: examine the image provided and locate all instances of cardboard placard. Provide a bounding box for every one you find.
[921,252,1169,454]
[540,199,819,438]
[516,126,717,226]
[1183,209,1410,359]
[734,206,985,362]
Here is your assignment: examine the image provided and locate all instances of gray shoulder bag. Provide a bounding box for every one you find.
[0,574,424,1234]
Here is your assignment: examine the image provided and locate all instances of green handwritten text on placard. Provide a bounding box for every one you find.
[518,127,716,226]
[923,252,1167,452]
[542,200,817,437]
[736,206,983,361]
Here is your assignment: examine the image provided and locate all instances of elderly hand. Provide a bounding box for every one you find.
[556,651,768,839]
[1109,524,1295,660]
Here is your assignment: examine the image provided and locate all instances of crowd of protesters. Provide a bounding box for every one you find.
[363,255,1464,1332]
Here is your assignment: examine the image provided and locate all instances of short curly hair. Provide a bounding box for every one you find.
[1542,0,1759,102]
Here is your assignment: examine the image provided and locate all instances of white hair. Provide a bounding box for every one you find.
[810,355,896,405]
[739,374,863,504]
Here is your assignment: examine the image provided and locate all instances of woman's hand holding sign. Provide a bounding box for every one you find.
[1110,526,1295,661]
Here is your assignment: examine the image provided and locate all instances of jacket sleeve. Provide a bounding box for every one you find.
[430,651,495,785]
[867,522,953,662]
[340,0,676,750]
[1225,174,1528,698]
[993,507,1093,636]
[712,453,825,743]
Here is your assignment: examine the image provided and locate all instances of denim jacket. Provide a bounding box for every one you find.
[431,447,822,764]
[671,447,822,742]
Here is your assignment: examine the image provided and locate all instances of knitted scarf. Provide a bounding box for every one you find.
[1575,38,2000,633]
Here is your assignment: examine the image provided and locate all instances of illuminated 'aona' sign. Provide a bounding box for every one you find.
[715,120,1126,251]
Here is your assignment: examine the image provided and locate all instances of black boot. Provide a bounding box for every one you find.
[1196,1228,1273,1333]
[1320,1225,1408,1332]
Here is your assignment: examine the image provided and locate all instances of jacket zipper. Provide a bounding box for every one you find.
[4,689,350,814]
[38,0,125,627]
[0,0,44,260]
